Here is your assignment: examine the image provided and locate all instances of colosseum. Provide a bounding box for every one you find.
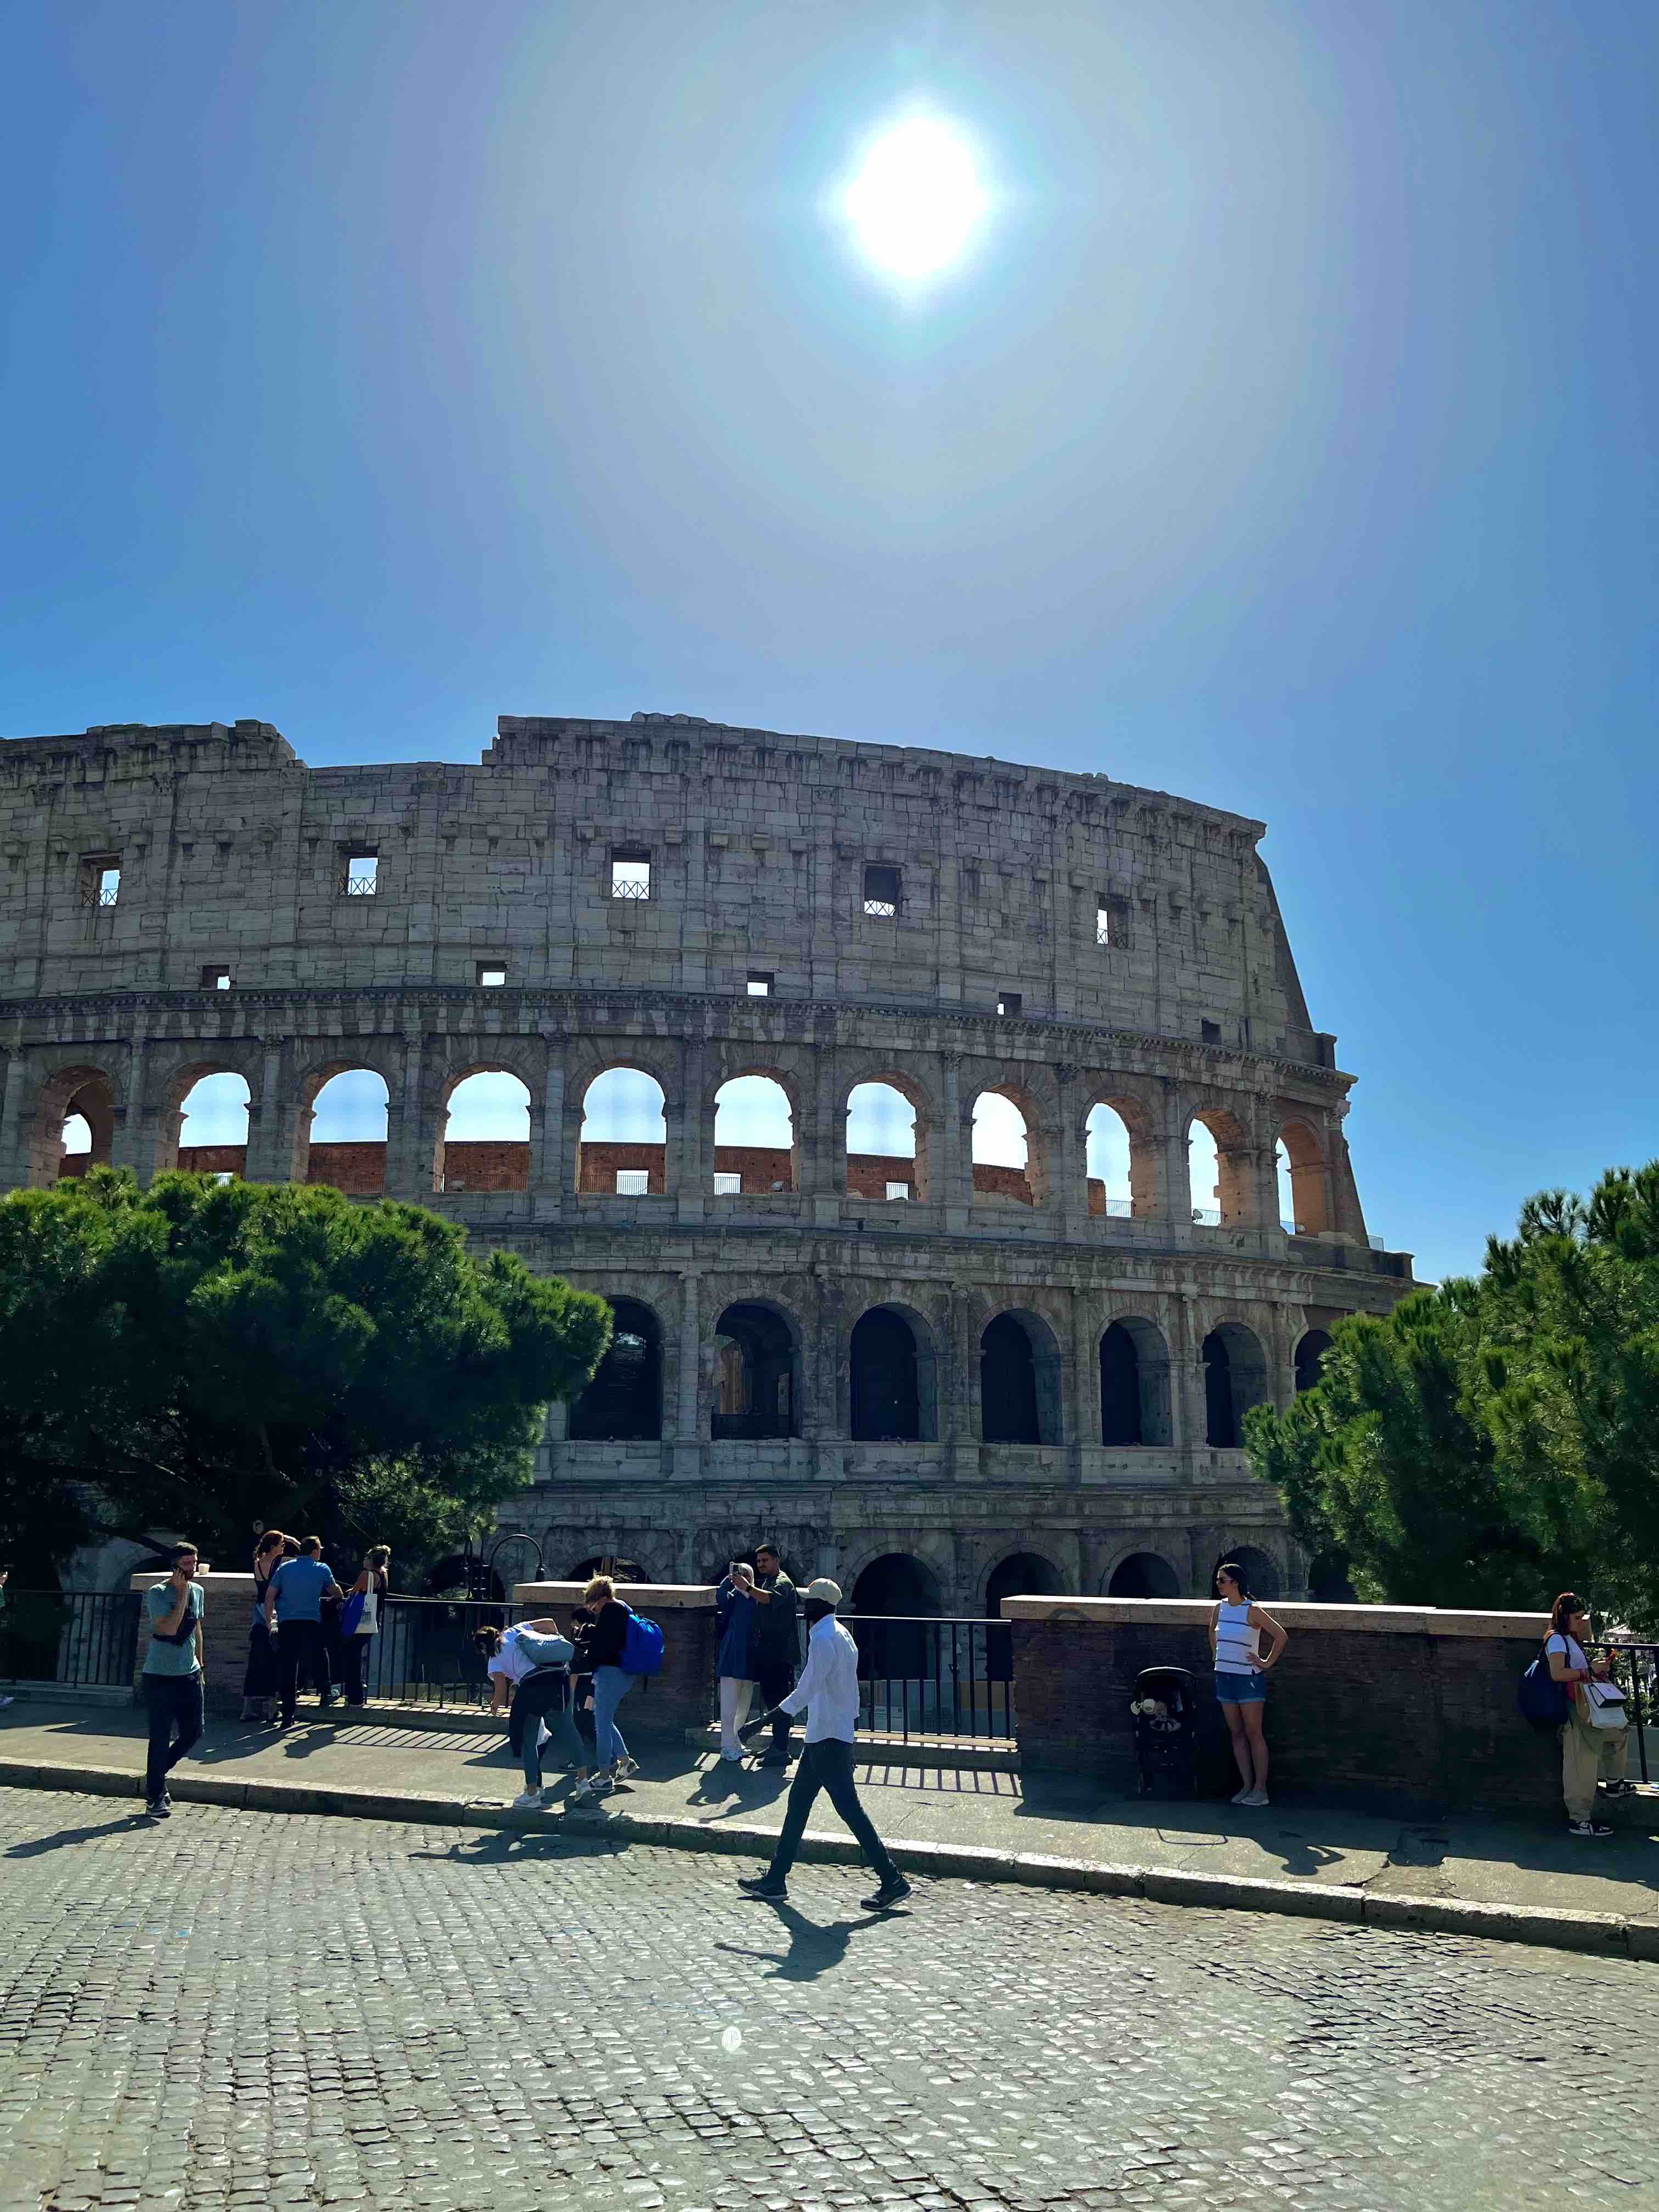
[0,711,1414,1614]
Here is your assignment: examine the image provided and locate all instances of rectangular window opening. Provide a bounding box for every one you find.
[1201,1018,1222,1044]
[201,964,232,991]
[1096,902,1112,946]
[997,990,1022,1017]
[611,848,652,900]
[340,850,379,896]
[80,854,122,909]
[477,963,507,987]
[885,1181,911,1202]
[862,862,901,917]
[713,1172,742,1195]
[614,1169,650,1196]
[746,971,773,997]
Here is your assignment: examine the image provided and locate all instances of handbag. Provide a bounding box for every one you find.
[338,1589,366,1638]
[1584,1679,1628,1730]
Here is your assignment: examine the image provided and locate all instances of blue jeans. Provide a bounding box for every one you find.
[143,1673,204,1800]
[592,1666,636,1766]
[514,1674,585,1791]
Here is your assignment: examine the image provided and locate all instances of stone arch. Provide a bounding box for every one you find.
[848,1301,939,1442]
[1082,1090,1156,1218]
[1211,1543,1283,1602]
[291,1052,402,1186]
[1294,1327,1333,1395]
[979,1307,1064,1446]
[576,1062,671,1196]
[709,1066,798,1197]
[981,1548,1064,1615]
[1187,1104,1251,1226]
[711,1297,802,1440]
[1202,1321,1270,1448]
[848,1551,942,1684]
[844,1069,931,1202]
[433,1063,534,1194]
[568,1550,653,1585]
[1098,1316,1173,1447]
[156,1058,258,1176]
[28,1063,121,1186]
[1105,1550,1182,1598]
[569,1295,664,1442]
[970,1081,1046,1208]
[1276,1117,1330,1235]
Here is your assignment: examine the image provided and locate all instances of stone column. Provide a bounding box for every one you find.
[809,1024,841,1226]
[0,1052,31,1191]
[943,1052,972,1233]
[673,1036,707,1222]
[1158,1081,1190,1242]
[1053,1065,1085,1239]
[672,1267,703,1478]
[241,1041,291,1183]
[383,1034,428,1195]
[110,1034,154,1182]
[533,1032,565,1193]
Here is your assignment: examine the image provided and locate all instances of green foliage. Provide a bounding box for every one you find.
[0,1171,611,1572]
[1246,1162,1659,1626]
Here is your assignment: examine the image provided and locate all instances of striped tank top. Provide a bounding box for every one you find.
[1214,1598,1261,1674]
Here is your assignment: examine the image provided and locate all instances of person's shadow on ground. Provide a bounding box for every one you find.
[714,1901,888,1982]
[687,1760,792,1817]
[5,1812,148,1856]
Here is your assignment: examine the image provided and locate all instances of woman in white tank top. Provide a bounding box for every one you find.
[1209,1561,1288,1807]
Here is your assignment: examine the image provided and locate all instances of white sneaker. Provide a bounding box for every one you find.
[570,1778,599,1804]
[0,1695,14,1708]
[614,1756,641,1780]
[1231,1787,1254,1805]
[511,1788,544,1810]
[1242,1789,1270,1807]
[720,1748,744,1762]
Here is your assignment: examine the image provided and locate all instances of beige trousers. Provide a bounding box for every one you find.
[1561,1704,1629,1821]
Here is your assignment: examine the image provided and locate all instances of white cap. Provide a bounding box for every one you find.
[803,1577,843,1607]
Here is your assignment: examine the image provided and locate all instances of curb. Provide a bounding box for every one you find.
[3,1757,1654,1960]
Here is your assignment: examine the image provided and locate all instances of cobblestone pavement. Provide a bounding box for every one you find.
[3,1790,1657,2212]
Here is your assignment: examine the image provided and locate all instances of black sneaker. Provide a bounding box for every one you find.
[755,1749,792,1768]
[737,1873,788,1900]
[143,1797,168,1821]
[862,1875,912,1911]
[1567,1819,1614,1837]
[159,1792,173,1813]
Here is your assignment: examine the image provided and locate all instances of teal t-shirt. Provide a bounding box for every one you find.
[143,1580,203,1677]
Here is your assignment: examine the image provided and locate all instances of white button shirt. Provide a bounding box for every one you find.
[779,1613,862,1744]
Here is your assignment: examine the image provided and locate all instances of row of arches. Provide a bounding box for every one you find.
[40,1059,1338,1230]
[568,1295,1333,1448]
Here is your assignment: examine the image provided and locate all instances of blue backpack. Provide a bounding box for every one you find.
[619,1610,664,1678]
[1517,1651,1571,1733]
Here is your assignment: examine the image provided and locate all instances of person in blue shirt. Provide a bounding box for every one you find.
[263,1539,342,1729]
[142,1542,205,1819]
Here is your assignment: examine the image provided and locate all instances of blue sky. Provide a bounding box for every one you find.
[4,2,1654,1284]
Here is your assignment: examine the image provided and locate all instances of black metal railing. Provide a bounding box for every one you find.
[0,1589,141,1689]
[351,1596,527,1708]
[1589,1640,1659,1783]
[842,1615,1014,1742]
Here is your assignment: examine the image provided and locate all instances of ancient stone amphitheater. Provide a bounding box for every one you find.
[0,712,1413,1613]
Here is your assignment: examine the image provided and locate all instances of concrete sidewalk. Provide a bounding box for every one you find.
[5,1693,1659,1956]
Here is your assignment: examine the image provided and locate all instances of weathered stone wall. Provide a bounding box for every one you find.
[6,712,1417,1612]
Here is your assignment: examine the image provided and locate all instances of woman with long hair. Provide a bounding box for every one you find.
[1209,1560,1288,1807]
[476,1618,588,1808]
[241,1530,286,1723]
[342,1545,391,1707]
[583,1575,642,1799]
[1545,1592,1631,1837]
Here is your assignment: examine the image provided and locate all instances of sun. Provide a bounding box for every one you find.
[838,111,989,283]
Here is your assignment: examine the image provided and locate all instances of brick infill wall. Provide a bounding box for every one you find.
[1005,1595,1560,1818]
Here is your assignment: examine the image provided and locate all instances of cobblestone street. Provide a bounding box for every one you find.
[2,1788,1656,2212]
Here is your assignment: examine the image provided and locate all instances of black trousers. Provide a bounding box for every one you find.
[768,1739,897,1884]
[342,1635,372,1705]
[277,1619,331,1721]
[144,1674,204,1800]
[753,1657,797,1752]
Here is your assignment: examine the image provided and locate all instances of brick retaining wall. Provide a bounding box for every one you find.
[513,1582,719,1737]
[1005,1596,1561,1817]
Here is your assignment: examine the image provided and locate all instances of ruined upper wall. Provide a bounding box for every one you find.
[0,712,1330,1063]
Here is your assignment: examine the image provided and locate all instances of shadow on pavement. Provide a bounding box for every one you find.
[715,1901,889,1981]
[6,1813,146,1855]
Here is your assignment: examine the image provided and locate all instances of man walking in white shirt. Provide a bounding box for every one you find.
[736,1577,911,1912]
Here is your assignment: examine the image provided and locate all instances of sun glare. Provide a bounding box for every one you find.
[839,112,989,283]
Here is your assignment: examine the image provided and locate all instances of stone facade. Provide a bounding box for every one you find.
[1,712,1415,1611]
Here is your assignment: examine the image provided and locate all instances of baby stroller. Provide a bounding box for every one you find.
[1129,1664,1198,1797]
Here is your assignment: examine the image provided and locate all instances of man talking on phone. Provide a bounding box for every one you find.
[141,1542,205,1821]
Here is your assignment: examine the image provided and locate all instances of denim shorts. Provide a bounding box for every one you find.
[1216,1670,1267,1705]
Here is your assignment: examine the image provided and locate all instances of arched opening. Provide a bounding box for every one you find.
[1107,1553,1182,1599]
[849,1552,941,1685]
[711,1302,798,1440]
[569,1553,648,1585]
[845,1078,928,1201]
[577,1067,668,1195]
[1294,1328,1333,1395]
[972,1088,1036,1206]
[713,1074,795,1194]
[1201,1322,1269,1448]
[1211,1545,1282,1602]
[849,1300,929,1442]
[33,1068,117,1186]
[1188,1111,1249,1226]
[174,1072,251,1178]
[1085,1103,1133,1217]
[1277,1120,1330,1235]
[979,1310,1063,1446]
[438,1071,531,1193]
[1099,1317,1173,1447]
[984,1550,1064,1681]
[306,1070,389,1195]
[569,1297,663,1442]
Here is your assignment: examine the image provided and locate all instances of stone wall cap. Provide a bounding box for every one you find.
[128,1570,254,1592]
[1000,1595,1550,1637]
[513,1581,717,1611]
